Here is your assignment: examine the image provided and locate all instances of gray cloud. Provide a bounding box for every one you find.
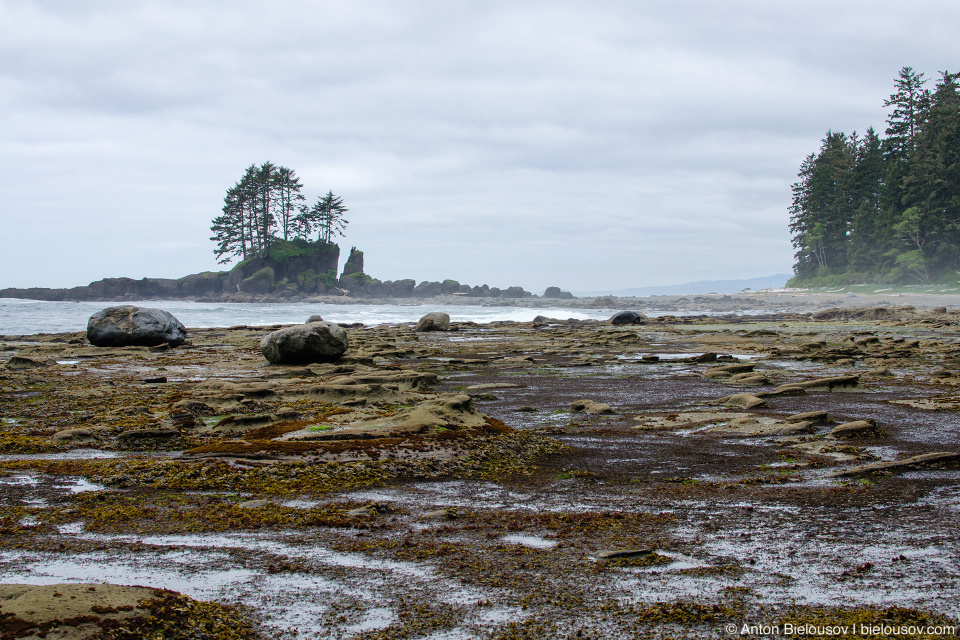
[2,0,958,291]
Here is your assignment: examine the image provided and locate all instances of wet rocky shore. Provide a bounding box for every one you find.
[2,304,960,638]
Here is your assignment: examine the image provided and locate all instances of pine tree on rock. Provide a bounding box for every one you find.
[210,164,349,264]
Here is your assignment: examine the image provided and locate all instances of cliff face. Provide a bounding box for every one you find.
[227,242,341,295]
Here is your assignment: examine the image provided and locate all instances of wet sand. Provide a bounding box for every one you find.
[1,304,960,638]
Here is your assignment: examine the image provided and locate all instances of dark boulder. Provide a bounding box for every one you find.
[415,311,451,332]
[500,286,530,298]
[240,267,275,294]
[306,315,324,323]
[178,272,224,295]
[260,321,349,364]
[339,275,361,291]
[414,281,443,297]
[87,306,187,347]
[609,311,646,325]
[441,280,461,294]
[390,279,416,297]
[543,286,574,299]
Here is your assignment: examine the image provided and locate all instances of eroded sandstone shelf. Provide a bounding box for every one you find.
[1,310,959,638]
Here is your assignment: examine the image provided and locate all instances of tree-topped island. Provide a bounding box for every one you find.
[0,161,541,301]
[210,161,348,263]
[207,161,352,295]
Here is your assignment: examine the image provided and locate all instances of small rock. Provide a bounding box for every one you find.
[5,356,49,370]
[758,384,807,398]
[786,411,830,423]
[710,393,767,409]
[728,372,769,385]
[306,315,324,323]
[828,420,885,439]
[703,363,756,378]
[570,399,614,414]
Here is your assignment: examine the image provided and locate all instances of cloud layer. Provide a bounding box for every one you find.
[2,0,958,291]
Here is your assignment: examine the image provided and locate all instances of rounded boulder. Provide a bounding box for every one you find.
[87,306,187,347]
[415,311,451,332]
[260,321,348,364]
[609,310,646,325]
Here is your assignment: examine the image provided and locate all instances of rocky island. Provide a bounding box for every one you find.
[0,241,566,304]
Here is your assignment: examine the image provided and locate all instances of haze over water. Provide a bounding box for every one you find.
[0,300,625,336]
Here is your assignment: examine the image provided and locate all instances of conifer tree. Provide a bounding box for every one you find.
[901,71,960,272]
[789,66,960,284]
[211,164,350,263]
[309,191,349,244]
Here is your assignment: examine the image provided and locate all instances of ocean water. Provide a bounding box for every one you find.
[0,299,623,336]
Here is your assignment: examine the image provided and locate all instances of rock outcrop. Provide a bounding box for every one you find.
[340,247,364,278]
[0,268,538,302]
[543,286,574,299]
[87,306,187,347]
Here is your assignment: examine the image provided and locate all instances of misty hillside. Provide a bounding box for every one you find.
[573,274,791,297]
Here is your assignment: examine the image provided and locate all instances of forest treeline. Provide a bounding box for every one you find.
[789,67,960,285]
[210,161,348,264]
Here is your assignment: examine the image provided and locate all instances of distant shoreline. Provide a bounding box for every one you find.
[5,289,960,314]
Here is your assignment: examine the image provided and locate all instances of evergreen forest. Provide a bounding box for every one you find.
[789,67,960,285]
[210,161,348,264]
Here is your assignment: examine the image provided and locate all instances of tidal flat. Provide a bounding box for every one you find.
[1,308,960,639]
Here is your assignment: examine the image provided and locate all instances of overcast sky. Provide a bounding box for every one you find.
[2,1,958,293]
